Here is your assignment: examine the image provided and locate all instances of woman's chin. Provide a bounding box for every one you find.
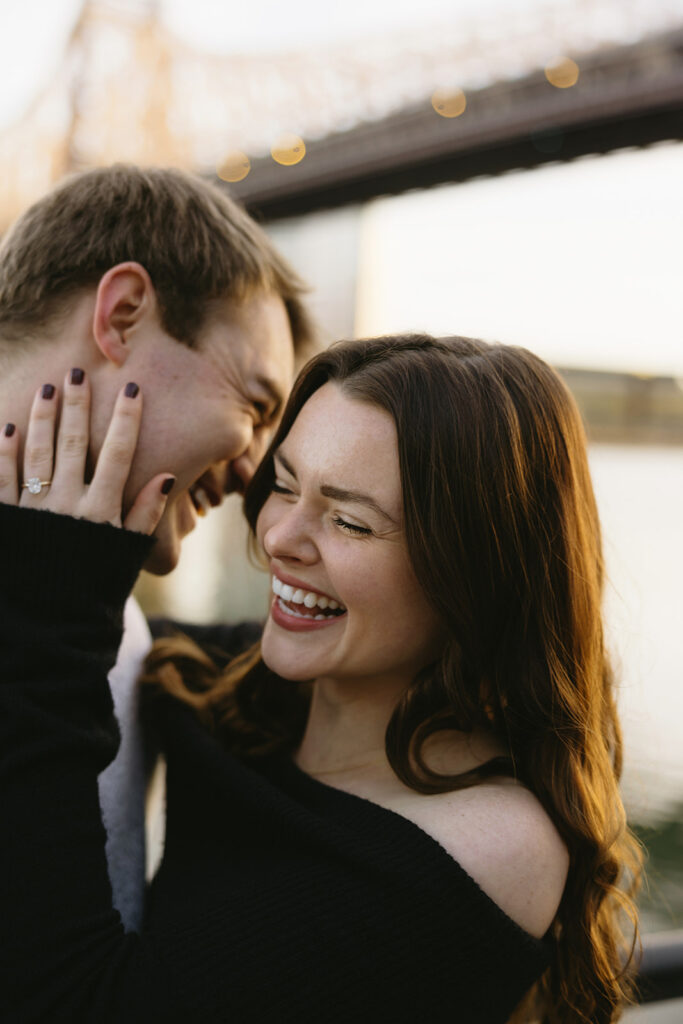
[261,627,319,682]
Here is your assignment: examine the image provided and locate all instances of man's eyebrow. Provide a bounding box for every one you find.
[273,450,397,525]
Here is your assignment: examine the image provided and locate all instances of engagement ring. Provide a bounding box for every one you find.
[22,478,52,495]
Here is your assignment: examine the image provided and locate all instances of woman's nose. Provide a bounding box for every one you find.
[261,504,318,565]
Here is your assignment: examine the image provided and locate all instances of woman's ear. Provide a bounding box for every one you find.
[92,262,157,366]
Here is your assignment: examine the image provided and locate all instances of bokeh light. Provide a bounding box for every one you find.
[431,88,467,118]
[216,151,251,182]
[544,57,579,89]
[271,134,306,166]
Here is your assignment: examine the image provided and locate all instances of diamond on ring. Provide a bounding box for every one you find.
[25,477,48,494]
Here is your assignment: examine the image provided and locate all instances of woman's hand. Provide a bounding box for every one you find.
[0,369,174,534]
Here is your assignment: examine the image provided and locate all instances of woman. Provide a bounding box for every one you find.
[0,334,640,1023]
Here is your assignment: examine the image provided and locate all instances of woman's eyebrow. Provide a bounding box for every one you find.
[274,450,396,525]
[320,485,397,525]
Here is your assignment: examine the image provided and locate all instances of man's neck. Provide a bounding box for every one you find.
[0,300,95,437]
[0,339,54,436]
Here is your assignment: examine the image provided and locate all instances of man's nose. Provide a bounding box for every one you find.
[228,452,253,493]
[230,426,272,493]
[251,422,273,465]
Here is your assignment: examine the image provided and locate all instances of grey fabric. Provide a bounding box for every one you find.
[98,597,153,932]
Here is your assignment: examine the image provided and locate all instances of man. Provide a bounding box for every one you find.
[0,164,313,928]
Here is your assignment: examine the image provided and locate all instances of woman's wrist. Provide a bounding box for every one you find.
[0,502,154,621]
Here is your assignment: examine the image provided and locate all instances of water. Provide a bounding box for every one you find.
[588,444,683,933]
[589,445,683,823]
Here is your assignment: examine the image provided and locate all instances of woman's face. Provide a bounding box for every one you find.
[256,382,444,691]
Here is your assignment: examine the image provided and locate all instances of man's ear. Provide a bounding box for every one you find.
[93,262,157,366]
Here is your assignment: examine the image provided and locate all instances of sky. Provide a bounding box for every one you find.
[0,0,522,130]
[0,0,645,130]
[161,0,554,51]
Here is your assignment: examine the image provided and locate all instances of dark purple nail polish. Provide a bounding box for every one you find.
[4,423,15,438]
[160,476,175,495]
[125,382,139,399]
[70,367,85,385]
[42,384,55,400]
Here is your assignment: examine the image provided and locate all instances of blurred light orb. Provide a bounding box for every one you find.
[217,151,251,183]
[271,134,306,166]
[544,57,579,89]
[431,88,467,118]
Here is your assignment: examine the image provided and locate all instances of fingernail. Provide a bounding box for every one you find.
[70,367,85,385]
[4,423,15,438]
[125,382,139,399]
[160,476,175,495]
[42,384,55,400]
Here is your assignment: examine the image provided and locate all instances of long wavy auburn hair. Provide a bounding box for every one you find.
[143,334,642,1024]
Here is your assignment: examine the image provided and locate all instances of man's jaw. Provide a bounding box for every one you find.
[140,488,208,575]
[142,508,183,575]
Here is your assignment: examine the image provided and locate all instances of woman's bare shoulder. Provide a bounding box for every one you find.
[392,780,569,939]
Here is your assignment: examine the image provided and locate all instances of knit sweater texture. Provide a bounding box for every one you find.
[0,503,551,1023]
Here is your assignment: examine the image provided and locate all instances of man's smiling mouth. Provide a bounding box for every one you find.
[271,575,347,620]
[188,469,228,517]
[189,485,212,516]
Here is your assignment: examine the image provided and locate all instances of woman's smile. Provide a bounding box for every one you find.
[270,569,348,631]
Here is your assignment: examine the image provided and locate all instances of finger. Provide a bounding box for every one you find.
[87,382,142,521]
[0,422,20,505]
[123,474,175,535]
[53,368,90,486]
[21,384,58,503]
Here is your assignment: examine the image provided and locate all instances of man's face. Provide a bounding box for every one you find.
[121,290,295,574]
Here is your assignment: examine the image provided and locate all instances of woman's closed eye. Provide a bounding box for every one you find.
[331,515,372,536]
[270,478,373,535]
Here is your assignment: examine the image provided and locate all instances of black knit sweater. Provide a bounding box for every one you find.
[0,504,551,1023]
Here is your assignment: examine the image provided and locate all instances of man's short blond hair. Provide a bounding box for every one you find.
[0,164,314,353]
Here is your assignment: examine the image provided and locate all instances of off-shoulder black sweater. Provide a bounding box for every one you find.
[0,503,551,1023]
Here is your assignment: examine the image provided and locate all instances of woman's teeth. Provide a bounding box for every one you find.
[272,576,345,619]
[277,599,330,621]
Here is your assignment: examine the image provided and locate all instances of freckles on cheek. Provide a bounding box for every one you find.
[342,573,389,611]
